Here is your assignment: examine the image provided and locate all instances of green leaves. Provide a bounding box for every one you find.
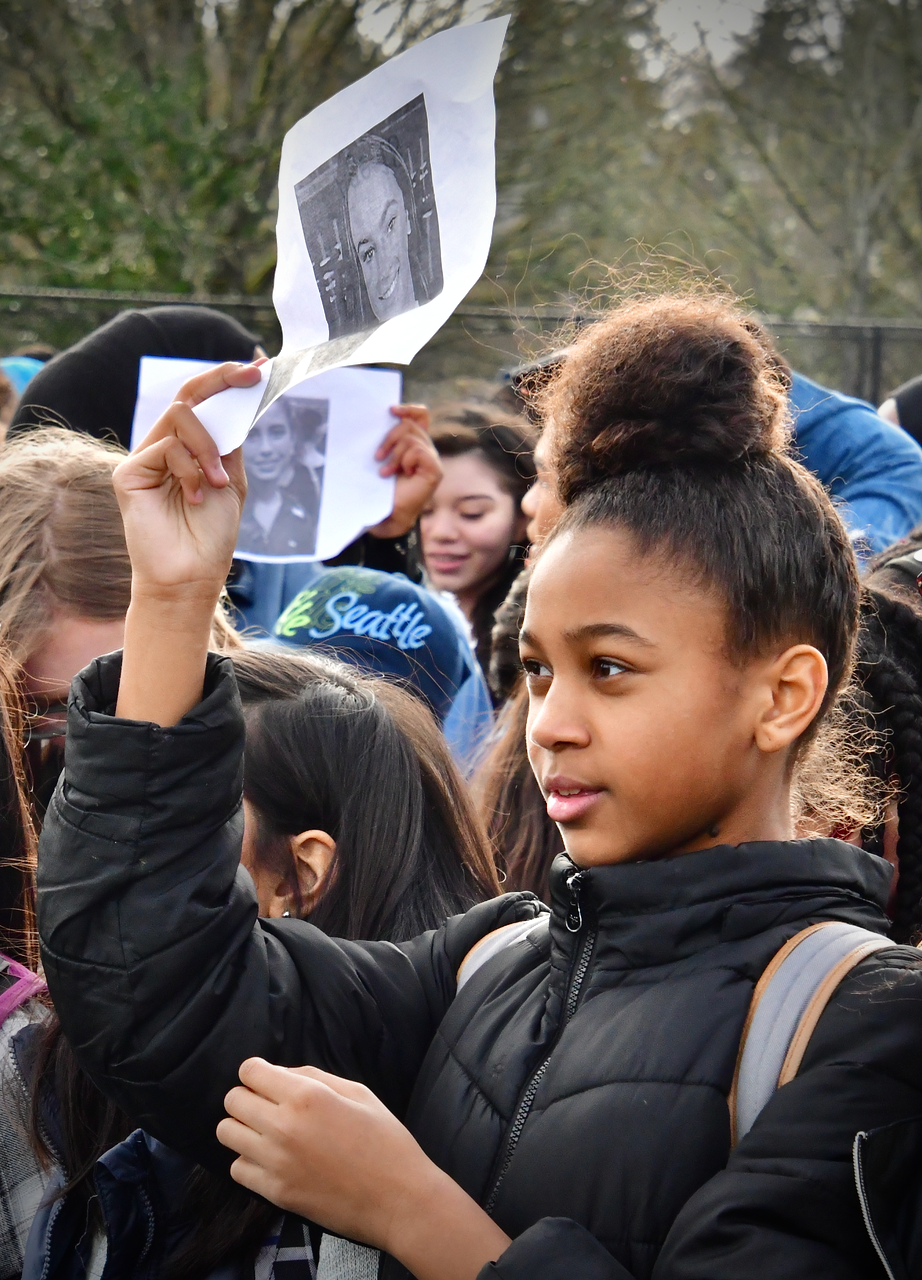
[3,0,922,321]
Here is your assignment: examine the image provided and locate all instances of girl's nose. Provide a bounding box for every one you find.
[528,682,591,752]
[427,512,461,543]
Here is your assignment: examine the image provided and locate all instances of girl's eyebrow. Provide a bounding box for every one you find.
[563,621,656,648]
[519,622,655,650]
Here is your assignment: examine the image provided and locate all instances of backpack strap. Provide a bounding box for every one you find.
[729,921,892,1145]
[0,953,45,1027]
[456,917,549,992]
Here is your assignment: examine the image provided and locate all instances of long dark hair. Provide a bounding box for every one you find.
[233,646,499,939]
[853,533,922,942]
[474,683,564,905]
[543,294,860,743]
[474,565,564,903]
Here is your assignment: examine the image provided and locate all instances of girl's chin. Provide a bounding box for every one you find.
[428,565,471,586]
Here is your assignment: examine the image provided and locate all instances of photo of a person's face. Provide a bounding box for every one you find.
[243,418,296,485]
[347,162,417,323]
[295,95,442,343]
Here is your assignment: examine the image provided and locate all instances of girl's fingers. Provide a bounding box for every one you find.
[389,403,430,429]
[223,1081,282,1128]
[375,419,412,461]
[179,360,263,410]
[375,407,431,460]
[138,401,228,488]
[222,445,247,494]
[216,1114,269,1158]
[288,1064,373,1103]
[137,360,262,478]
[228,1154,269,1194]
[162,438,206,504]
[378,436,412,476]
[237,1055,313,1102]
[115,436,202,500]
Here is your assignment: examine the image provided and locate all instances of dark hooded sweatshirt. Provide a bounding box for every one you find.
[36,653,922,1280]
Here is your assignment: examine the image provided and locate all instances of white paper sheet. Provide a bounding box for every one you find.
[130,356,400,562]
[262,16,509,412]
[131,357,273,454]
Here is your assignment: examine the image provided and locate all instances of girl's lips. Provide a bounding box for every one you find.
[428,555,469,574]
[546,788,603,822]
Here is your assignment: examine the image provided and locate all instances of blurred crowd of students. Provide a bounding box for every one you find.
[0,293,920,1278]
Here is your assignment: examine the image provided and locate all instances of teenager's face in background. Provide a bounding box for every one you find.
[244,418,296,484]
[421,452,525,606]
[522,526,772,867]
[348,164,416,323]
[521,429,562,547]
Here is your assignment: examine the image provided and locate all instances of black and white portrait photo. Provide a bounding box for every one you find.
[237,395,329,560]
[294,94,444,341]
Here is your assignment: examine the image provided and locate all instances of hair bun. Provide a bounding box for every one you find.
[543,295,791,503]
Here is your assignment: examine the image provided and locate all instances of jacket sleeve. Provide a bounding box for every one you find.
[36,651,541,1169]
[480,1220,633,1280]
[652,948,922,1279]
[793,380,922,555]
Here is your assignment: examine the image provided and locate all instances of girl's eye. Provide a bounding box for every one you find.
[387,215,397,232]
[594,657,626,679]
[362,246,374,263]
[522,657,552,681]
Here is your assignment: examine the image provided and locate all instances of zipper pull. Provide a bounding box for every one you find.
[565,870,585,933]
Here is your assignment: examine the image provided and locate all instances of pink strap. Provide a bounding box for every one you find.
[0,954,45,1026]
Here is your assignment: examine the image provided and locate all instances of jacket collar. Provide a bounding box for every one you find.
[547,839,893,970]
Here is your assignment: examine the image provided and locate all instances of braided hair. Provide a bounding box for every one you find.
[859,530,922,942]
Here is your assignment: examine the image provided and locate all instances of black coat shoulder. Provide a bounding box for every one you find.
[37,651,543,1167]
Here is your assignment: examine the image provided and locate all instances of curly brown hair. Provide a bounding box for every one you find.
[539,293,858,738]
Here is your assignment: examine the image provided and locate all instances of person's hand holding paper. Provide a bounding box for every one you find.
[367,403,442,539]
[131,358,433,562]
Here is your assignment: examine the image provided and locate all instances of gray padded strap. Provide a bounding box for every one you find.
[735,922,889,1142]
[456,916,549,992]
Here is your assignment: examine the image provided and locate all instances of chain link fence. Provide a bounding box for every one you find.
[3,286,921,407]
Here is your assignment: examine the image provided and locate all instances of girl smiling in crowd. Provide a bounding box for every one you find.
[37,295,922,1280]
[421,405,535,685]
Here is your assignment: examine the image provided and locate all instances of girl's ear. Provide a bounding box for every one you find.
[288,829,337,914]
[754,644,828,755]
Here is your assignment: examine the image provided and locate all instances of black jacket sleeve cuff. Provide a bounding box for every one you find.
[479,1219,634,1280]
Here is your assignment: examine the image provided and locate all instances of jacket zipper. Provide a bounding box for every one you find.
[9,1034,64,1170]
[9,1028,71,1280]
[852,1132,898,1280]
[485,872,595,1213]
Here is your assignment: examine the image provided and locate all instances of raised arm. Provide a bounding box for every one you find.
[114,360,258,725]
[36,368,540,1167]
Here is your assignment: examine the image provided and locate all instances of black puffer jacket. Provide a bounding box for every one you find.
[37,654,922,1280]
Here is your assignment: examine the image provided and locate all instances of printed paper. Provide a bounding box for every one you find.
[263,16,509,410]
[130,356,400,562]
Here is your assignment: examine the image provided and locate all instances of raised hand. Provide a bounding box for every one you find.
[114,360,263,726]
[114,361,262,601]
[368,403,442,539]
[218,1058,510,1280]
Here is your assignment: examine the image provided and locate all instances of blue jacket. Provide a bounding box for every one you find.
[791,373,922,557]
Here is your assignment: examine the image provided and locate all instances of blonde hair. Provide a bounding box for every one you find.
[0,428,239,665]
